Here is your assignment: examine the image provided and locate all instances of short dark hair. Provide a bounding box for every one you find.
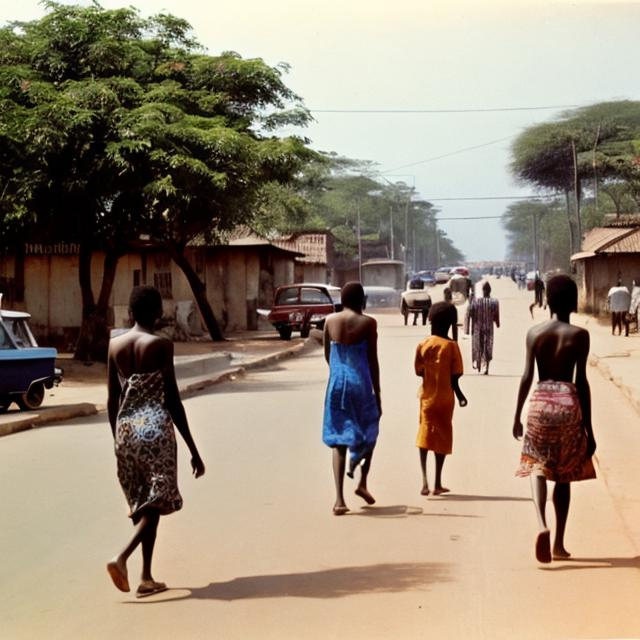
[482,281,491,294]
[429,301,454,332]
[546,274,577,315]
[129,286,163,326]
[341,281,365,311]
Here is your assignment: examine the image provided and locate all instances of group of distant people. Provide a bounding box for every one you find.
[105,273,597,597]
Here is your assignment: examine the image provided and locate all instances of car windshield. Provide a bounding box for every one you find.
[275,287,299,305]
[300,287,332,304]
[328,289,341,304]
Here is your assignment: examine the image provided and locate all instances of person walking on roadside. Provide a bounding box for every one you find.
[513,274,596,564]
[415,302,468,497]
[607,278,631,336]
[322,282,381,515]
[629,279,640,332]
[436,286,458,341]
[529,272,545,317]
[465,281,500,375]
[106,286,205,597]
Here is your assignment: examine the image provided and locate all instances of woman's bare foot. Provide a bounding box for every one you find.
[420,485,430,496]
[333,504,350,515]
[136,580,168,598]
[355,487,376,505]
[432,487,450,496]
[107,557,130,592]
[536,529,552,563]
[552,545,571,560]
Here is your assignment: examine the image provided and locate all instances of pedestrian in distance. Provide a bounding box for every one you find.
[606,278,631,336]
[106,286,205,597]
[322,281,382,515]
[436,286,458,341]
[529,272,546,318]
[464,281,500,375]
[415,302,468,496]
[513,274,596,564]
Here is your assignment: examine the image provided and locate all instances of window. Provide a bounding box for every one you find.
[275,287,299,305]
[154,272,173,299]
[301,287,331,304]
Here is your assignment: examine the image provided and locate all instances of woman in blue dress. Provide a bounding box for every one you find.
[323,282,382,515]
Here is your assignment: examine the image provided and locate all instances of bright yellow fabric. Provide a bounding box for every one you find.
[415,336,463,453]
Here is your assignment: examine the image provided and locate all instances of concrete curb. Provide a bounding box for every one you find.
[589,353,640,416]
[0,338,320,438]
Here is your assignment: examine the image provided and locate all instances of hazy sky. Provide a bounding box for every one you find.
[2,0,640,261]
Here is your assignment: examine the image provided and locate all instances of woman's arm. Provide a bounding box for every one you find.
[366,319,382,416]
[575,330,595,456]
[161,340,205,477]
[451,374,467,407]
[323,317,332,365]
[513,329,536,439]
[106,348,121,438]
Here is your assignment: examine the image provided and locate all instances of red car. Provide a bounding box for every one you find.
[268,283,341,340]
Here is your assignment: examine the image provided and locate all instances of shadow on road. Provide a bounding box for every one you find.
[432,494,530,502]
[128,562,451,603]
[540,556,640,572]
[350,504,424,517]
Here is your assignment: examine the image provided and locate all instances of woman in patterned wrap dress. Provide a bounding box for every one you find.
[513,275,596,564]
[106,286,205,597]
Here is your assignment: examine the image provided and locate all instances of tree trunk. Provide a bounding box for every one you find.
[75,246,119,362]
[166,242,225,341]
[564,190,576,257]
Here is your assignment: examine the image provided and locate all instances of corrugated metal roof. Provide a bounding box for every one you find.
[581,227,634,252]
[273,233,329,264]
[602,228,640,253]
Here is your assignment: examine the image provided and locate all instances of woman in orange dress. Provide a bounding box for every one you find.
[415,302,467,496]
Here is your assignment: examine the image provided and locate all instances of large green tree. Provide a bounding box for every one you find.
[0,2,312,359]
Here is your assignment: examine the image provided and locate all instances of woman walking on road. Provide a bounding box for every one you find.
[513,274,596,564]
[322,282,381,515]
[106,286,205,596]
[415,302,467,496]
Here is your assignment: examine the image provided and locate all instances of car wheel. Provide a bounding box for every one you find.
[277,326,293,340]
[17,383,45,411]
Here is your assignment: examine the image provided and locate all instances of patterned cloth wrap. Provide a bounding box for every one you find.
[115,370,183,523]
[323,341,380,473]
[517,380,596,483]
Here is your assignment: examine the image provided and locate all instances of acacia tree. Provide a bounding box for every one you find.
[0,2,312,358]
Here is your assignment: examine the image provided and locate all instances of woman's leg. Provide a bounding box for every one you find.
[433,453,449,494]
[140,510,161,582]
[107,508,160,592]
[332,446,349,514]
[552,482,571,558]
[355,452,376,504]
[419,448,429,495]
[530,474,552,562]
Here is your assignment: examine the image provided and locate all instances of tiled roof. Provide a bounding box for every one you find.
[572,226,640,260]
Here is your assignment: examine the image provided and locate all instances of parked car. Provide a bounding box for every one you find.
[449,266,469,277]
[413,270,435,286]
[0,308,62,411]
[268,283,341,340]
[434,266,452,284]
[363,286,400,308]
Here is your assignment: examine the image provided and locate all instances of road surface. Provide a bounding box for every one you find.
[1,278,639,639]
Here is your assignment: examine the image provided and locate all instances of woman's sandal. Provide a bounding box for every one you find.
[136,581,168,598]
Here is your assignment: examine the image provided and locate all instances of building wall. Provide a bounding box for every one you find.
[579,254,640,315]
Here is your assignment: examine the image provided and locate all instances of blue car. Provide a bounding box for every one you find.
[0,309,62,411]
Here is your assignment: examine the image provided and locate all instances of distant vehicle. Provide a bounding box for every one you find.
[400,280,432,325]
[413,270,435,286]
[267,283,341,340]
[364,286,400,308]
[434,266,452,284]
[449,266,469,277]
[0,308,62,411]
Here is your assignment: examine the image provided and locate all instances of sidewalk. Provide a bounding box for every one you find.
[0,330,321,438]
[574,311,640,415]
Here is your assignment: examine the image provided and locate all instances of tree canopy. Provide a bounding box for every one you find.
[0,2,313,358]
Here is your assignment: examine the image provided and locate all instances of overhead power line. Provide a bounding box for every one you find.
[380,136,513,173]
[310,104,579,114]
[427,195,558,201]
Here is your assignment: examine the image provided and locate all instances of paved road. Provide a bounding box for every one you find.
[1,278,639,639]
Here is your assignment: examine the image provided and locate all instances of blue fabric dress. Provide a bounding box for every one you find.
[322,341,380,474]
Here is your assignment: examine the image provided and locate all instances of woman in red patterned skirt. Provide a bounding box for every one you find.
[512,274,596,563]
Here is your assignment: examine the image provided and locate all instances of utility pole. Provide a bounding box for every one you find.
[357,201,362,282]
[389,205,395,260]
[532,211,539,272]
[404,198,409,272]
